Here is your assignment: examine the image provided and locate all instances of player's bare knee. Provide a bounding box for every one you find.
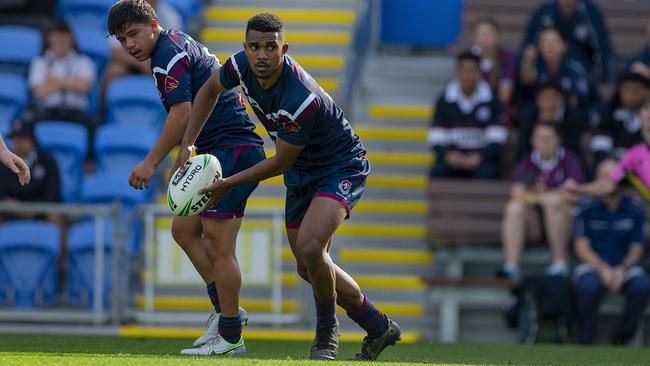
[171,223,194,249]
[296,264,310,282]
[297,240,327,267]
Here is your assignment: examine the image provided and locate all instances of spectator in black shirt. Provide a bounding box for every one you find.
[0,121,61,222]
[429,51,508,179]
[516,81,588,160]
[591,73,650,164]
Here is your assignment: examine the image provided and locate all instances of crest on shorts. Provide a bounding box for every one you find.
[338,180,352,196]
[165,75,179,92]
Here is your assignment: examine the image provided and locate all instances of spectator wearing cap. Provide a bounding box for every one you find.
[573,160,650,345]
[0,122,61,223]
[591,73,650,165]
[516,81,588,160]
[518,28,601,120]
[429,51,508,179]
[498,122,584,280]
[521,0,614,82]
[624,16,650,80]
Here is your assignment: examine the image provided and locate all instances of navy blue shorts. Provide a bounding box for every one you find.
[198,145,265,219]
[284,155,369,228]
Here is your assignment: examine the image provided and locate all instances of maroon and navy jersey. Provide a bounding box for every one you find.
[219,51,365,169]
[513,148,585,188]
[151,30,262,151]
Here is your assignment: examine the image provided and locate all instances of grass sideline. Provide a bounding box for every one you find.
[0,334,649,365]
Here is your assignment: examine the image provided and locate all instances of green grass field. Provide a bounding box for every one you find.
[0,334,649,365]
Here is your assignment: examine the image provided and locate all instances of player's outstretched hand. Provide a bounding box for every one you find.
[129,159,156,190]
[0,148,30,185]
[171,145,193,180]
[199,178,231,207]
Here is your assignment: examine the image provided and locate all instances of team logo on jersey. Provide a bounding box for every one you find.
[338,180,352,196]
[165,75,179,92]
[282,121,302,133]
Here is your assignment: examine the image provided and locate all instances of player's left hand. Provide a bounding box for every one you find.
[129,159,157,190]
[199,178,231,206]
[0,149,30,185]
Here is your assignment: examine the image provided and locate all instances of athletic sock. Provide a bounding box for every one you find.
[218,315,242,344]
[347,295,389,338]
[315,294,337,330]
[207,282,221,313]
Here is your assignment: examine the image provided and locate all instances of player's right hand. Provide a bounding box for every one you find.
[170,145,194,179]
[129,159,156,190]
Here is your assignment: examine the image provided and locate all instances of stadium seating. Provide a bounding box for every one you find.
[81,171,149,254]
[0,221,60,308]
[58,0,114,33]
[67,220,115,309]
[35,121,88,202]
[106,76,166,128]
[0,26,42,76]
[163,0,203,22]
[94,124,157,174]
[74,27,111,115]
[0,73,28,136]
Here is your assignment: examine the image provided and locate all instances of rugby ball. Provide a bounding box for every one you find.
[167,154,222,216]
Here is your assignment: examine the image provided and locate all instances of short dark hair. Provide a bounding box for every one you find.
[618,72,650,89]
[472,17,500,33]
[107,0,157,36]
[539,27,567,43]
[246,13,284,35]
[456,50,481,66]
[533,121,562,137]
[536,80,565,97]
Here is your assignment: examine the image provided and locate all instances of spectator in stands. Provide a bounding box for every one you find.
[498,122,584,280]
[428,51,507,179]
[469,18,516,107]
[516,81,588,160]
[563,96,650,201]
[521,0,614,82]
[591,73,650,165]
[518,28,601,119]
[573,160,650,345]
[0,121,61,222]
[99,0,183,111]
[624,16,650,80]
[28,20,96,125]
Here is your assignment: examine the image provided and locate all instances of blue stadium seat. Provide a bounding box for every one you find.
[58,0,115,33]
[0,221,60,308]
[95,124,157,174]
[0,74,28,137]
[106,76,166,128]
[67,219,115,309]
[81,171,148,254]
[73,28,111,115]
[162,0,203,22]
[34,121,88,202]
[0,26,42,76]
[81,171,148,207]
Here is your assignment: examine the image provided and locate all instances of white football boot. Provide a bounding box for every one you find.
[190,307,249,348]
[180,335,246,357]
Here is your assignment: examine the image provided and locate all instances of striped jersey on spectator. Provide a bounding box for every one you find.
[428,79,508,155]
